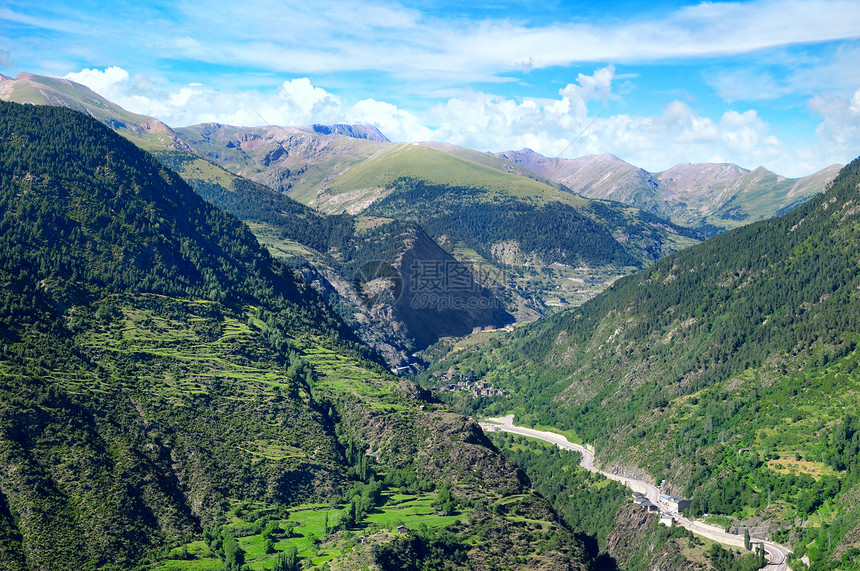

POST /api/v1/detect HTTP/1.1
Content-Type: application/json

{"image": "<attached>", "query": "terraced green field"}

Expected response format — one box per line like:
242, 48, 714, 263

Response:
152, 490, 473, 570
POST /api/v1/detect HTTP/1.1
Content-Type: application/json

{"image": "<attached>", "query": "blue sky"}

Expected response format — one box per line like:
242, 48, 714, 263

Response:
2, 0, 860, 176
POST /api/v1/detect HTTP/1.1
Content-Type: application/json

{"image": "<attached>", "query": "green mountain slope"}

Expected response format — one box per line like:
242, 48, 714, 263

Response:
161, 157, 513, 359
430, 159, 860, 569
174, 122, 391, 205
315, 142, 578, 213
0, 72, 189, 152
0, 74, 514, 363
174, 121, 701, 317
0, 101, 591, 570
309, 144, 700, 321
309, 140, 699, 269
700, 165, 843, 228
364, 177, 636, 267
2, 72, 702, 328
361, 177, 700, 306
292, 142, 701, 289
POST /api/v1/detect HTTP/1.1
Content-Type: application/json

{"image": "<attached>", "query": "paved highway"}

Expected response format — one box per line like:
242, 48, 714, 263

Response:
479, 415, 791, 570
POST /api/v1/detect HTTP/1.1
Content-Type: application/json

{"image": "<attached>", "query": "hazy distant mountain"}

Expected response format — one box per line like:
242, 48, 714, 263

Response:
310, 123, 390, 142
654, 162, 843, 231
174, 122, 392, 204
494, 150, 659, 205
496, 148, 841, 234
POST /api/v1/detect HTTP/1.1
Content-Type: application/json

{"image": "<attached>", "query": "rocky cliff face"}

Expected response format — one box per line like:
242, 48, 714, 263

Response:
604, 504, 706, 571
297, 222, 513, 365
311, 123, 390, 142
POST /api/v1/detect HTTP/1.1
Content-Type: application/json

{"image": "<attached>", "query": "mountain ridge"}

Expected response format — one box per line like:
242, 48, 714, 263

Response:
0, 72, 191, 152
1, 71, 834, 237
497, 147, 841, 234
0, 100, 595, 570
0, 73, 703, 329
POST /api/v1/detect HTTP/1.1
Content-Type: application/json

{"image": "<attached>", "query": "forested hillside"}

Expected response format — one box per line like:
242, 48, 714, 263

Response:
429, 158, 860, 569
0, 101, 592, 570
365, 177, 637, 268
153, 150, 513, 361
2, 74, 706, 334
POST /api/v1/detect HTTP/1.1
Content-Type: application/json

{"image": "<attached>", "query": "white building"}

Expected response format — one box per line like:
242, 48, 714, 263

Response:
660, 494, 691, 513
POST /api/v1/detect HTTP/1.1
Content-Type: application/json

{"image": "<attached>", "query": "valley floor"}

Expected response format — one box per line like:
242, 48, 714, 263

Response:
479, 415, 792, 570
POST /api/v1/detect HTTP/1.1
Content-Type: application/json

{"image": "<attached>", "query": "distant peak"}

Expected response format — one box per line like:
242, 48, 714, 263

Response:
495, 148, 540, 159
311, 123, 390, 142
597, 153, 630, 164
750, 166, 774, 175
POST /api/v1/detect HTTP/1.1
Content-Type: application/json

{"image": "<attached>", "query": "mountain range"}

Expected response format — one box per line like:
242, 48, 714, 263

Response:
0, 72, 704, 366
1, 73, 835, 242
0, 64, 858, 571
0, 100, 608, 571
496, 148, 841, 235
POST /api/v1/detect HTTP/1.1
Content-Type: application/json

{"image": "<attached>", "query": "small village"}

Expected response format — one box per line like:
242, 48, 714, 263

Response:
630, 488, 692, 529
430, 369, 510, 399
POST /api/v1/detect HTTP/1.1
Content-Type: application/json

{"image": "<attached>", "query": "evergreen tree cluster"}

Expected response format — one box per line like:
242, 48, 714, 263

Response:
365, 177, 638, 267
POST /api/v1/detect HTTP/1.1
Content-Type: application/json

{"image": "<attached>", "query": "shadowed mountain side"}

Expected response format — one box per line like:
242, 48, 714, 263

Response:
393, 226, 514, 348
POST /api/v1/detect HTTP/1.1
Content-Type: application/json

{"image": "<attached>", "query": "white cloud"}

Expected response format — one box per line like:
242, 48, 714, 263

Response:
719, 109, 776, 154
347, 98, 433, 142
807, 88, 860, 166
64, 65, 851, 177
34, 0, 860, 87
573, 103, 785, 172
705, 68, 792, 103
321, 1, 420, 30
65, 66, 130, 98
64, 68, 344, 127
277, 78, 343, 125
417, 70, 790, 173
705, 44, 860, 104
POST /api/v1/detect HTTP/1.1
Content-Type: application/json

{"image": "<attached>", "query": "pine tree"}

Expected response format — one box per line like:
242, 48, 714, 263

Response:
274, 546, 299, 571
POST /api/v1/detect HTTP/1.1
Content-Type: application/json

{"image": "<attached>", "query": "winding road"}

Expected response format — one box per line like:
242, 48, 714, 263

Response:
479, 415, 791, 570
